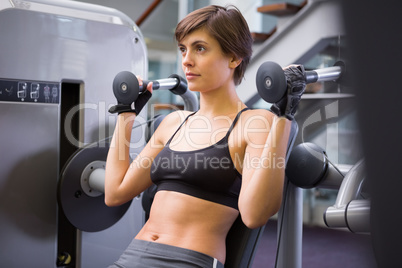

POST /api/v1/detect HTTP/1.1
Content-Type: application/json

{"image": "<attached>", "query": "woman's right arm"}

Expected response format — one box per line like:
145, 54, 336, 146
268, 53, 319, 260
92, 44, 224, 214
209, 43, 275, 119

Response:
104, 113, 149, 206
104, 108, 184, 207
105, 79, 162, 207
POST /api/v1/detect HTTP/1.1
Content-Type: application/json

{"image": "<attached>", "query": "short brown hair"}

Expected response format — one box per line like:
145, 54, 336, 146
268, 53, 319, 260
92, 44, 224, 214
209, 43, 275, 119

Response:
175, 5, 253, 86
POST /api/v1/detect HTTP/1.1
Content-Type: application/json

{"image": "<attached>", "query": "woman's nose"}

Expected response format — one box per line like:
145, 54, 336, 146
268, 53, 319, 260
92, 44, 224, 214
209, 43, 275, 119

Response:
182, 52, 194, 67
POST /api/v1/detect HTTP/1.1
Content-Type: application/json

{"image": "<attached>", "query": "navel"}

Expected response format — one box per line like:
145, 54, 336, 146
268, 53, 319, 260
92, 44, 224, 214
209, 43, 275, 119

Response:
150, 234, 160, 241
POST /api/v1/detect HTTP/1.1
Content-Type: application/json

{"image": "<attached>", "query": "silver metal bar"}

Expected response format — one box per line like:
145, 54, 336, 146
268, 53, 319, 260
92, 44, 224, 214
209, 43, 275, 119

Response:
314, 66, 343, 82
325, 206, 347, 228
88, 168, 105, 193
305, 66, 343, 83
154, 78, 179, 90
334, 159, 365, 208
346, 199, 370, 233
324, 160, 370, 233
180, 89, 198, 111
150, 77, 198, 111
318, 163, 345, 189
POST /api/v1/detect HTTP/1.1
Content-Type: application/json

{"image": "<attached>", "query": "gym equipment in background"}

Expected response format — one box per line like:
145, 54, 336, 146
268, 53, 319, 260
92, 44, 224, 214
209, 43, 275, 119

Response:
286, 143, 368, 233
58, 72, 198, 232
0, 0, 149, 266
254, 61, 365, 268
256, 61, 344, 103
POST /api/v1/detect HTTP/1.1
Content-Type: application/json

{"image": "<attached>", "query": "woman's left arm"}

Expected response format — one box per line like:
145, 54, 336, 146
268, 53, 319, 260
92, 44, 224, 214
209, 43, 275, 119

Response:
238, 113, 291, 229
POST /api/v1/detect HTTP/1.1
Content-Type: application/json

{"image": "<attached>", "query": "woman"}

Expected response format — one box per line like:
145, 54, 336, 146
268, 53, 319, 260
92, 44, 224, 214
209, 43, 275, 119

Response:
106, 5, 305, 268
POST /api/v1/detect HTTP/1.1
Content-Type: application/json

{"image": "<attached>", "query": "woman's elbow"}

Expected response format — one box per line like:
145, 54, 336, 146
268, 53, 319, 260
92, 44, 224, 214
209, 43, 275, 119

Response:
239, 208, 269, 229
104, 195, 118, 207
240, 203, 281, 229
241, 215, 267, 229
104, 190, 125, 207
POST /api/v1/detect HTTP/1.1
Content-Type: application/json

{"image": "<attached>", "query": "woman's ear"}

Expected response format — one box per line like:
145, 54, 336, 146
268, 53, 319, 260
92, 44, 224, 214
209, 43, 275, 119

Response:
229, 56, 242, 69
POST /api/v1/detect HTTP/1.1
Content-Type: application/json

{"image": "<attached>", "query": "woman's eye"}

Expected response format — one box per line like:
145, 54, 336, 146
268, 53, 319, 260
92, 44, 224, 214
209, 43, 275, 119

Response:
179, 47, 186, 54
197, 46, 206, 52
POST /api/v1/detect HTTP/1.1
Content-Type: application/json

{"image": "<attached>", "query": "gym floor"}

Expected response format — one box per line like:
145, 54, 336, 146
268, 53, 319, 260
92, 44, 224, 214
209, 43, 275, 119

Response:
252, 220, 377, 268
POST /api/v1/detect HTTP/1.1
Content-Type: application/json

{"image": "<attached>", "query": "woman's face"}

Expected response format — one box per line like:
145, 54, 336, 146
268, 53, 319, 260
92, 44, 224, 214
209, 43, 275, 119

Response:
178, 28, 238, 93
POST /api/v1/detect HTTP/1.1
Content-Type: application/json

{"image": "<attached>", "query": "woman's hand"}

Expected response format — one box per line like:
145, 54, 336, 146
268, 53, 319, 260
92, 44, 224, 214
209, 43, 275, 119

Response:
271, 64, 306, 120
134, 76, 153, 115
109, 75, 153, 115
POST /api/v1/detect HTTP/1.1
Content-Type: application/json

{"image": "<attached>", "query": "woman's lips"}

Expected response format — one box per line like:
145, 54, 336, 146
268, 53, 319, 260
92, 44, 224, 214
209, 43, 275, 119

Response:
185, 72, 200, 80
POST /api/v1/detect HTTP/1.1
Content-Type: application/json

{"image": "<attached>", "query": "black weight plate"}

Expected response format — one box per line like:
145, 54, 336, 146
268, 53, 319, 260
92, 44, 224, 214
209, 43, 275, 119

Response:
58, 142, 132, 232
112, 71, 139, 105
256, 61, 287, 103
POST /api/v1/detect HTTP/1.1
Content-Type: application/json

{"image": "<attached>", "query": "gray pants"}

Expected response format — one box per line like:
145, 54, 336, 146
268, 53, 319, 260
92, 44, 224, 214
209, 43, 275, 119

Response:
108, 239, 224, 268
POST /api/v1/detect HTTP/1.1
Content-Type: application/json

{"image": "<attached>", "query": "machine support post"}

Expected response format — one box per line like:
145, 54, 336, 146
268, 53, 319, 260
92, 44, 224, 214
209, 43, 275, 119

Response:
276, 181, 303, 268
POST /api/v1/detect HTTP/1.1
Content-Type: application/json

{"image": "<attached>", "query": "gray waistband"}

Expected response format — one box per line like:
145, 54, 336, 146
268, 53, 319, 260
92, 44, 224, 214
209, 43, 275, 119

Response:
110, 239, 224, 268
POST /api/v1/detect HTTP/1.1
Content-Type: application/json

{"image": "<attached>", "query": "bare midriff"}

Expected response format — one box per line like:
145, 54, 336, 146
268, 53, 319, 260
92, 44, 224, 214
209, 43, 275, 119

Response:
135, 190, 239, 264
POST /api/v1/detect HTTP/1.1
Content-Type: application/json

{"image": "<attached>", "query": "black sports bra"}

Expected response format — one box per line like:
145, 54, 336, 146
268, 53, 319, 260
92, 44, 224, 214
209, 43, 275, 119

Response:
150, 108, 249, 210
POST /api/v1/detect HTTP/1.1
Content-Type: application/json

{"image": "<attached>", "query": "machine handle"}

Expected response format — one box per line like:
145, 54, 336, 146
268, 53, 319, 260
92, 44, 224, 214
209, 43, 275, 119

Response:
256, 61, 345, 103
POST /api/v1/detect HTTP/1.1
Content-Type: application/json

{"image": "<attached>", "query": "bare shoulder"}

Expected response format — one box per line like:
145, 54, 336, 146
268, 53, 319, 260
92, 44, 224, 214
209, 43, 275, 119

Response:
152, 110, 194, 144
159, 110, 193, 127
241, 108, 275, 128
243, 108, 274, 117
240, 109, 276, 146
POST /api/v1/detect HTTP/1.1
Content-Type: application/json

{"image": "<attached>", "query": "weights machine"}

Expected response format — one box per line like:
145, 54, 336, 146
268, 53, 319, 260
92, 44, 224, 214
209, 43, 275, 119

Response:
0, 0, 152, 266
0, 1, 198, 266
56, 60, 365, 268
0, 0, 370, 267
253, 60, 370, 268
